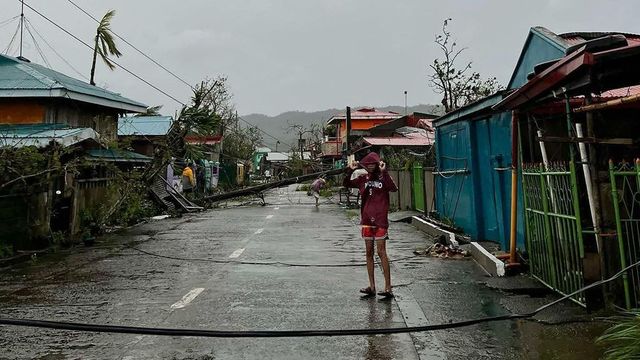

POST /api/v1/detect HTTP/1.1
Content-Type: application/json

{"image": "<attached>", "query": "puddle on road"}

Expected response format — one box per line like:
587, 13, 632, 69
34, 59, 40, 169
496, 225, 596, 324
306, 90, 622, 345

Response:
509, 320, 606, 359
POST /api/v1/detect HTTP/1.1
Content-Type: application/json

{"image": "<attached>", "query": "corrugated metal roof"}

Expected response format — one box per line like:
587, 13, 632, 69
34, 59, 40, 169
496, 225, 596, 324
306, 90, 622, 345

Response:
265, 151, 312, 161
598, 85, 640, 98
433, 91, 508, 127
266, 152, 289, 161
118, 116, 173, 136
559, 32, 640, 47
0, 54, 147, 112
255, 147, 272, 153
364, 129, 434, 147
363, 136, 433, 147
86, 149, 152, 163
0, 123, 98, 148
327, 107, 401, 125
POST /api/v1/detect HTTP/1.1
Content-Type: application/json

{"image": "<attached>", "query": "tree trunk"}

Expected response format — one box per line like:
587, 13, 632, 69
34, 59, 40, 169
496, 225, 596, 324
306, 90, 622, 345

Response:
89, 33, 99, 85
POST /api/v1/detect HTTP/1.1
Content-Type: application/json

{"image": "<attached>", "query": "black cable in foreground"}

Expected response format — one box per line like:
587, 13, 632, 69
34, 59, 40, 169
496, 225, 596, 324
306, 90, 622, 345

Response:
125, 244, 421, 268
1, 260, 638, 338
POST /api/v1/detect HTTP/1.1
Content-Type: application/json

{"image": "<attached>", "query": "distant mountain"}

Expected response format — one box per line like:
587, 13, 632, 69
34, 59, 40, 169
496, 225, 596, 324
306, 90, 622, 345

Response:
241, 104, 443, 149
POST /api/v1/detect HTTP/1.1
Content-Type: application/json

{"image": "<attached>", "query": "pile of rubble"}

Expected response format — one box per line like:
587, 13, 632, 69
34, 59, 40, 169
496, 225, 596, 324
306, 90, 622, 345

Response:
422, 243, 469, 260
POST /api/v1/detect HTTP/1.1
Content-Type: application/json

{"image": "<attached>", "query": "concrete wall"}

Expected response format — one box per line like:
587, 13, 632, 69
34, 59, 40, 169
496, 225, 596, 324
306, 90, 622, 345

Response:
387, 170, 422, 212
424, 169, 435, 213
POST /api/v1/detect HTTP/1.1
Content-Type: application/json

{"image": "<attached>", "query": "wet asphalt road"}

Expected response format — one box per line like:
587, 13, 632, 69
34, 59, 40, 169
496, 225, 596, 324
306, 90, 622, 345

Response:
0, 185, 606, 359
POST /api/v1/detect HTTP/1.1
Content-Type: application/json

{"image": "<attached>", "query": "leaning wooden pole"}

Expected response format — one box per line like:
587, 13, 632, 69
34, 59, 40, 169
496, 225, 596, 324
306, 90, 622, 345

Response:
203, 168, 344, 202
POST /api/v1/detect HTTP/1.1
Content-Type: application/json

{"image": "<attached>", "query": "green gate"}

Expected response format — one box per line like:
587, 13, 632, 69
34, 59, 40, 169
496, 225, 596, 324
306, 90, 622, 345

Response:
412, 163, 425, 212
609, 160, 640, 309
522, 162, 585, 306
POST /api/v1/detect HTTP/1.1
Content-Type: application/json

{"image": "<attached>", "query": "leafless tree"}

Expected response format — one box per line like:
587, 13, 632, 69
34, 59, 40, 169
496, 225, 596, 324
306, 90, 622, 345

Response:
428, 18, 502, 113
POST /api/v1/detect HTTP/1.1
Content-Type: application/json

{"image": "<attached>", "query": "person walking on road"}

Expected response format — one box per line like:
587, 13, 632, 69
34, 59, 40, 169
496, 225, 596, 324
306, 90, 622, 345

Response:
310, 176, 327, 206
343, 152, 397, 298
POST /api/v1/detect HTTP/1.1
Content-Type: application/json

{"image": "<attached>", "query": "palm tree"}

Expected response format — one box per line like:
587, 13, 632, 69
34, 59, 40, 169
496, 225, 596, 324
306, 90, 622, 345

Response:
89, 10, 122, 86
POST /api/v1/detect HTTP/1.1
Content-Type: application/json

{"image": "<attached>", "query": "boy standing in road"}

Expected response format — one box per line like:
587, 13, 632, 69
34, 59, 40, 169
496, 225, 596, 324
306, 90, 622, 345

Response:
343, 152, 397, 298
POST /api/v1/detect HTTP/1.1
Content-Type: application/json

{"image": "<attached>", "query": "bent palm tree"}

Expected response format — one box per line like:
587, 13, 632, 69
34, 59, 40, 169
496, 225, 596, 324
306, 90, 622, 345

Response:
89, 10, 122, 85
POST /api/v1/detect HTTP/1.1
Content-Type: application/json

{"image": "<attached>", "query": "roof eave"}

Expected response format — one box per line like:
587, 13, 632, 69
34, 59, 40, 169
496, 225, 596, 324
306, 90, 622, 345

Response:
495, 49, 595, 111
65, 90, 147, 113
433, 92, 506, 127
0, 88, 147, 113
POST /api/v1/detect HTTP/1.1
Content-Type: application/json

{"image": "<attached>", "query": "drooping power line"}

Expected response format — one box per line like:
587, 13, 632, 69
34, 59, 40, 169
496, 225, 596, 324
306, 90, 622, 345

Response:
65, 0, 194, 90
24, 20, 52, 68
25, 17, 89, 81
20, 0, 186, 106
3, 20, 21, 55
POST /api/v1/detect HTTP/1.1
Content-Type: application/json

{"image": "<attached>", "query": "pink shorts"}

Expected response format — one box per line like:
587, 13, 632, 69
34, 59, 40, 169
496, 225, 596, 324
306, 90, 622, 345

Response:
361, 226, 388, 240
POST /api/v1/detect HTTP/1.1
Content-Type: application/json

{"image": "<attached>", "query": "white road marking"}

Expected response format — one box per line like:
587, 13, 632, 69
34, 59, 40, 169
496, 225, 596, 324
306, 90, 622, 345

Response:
170, 288, 205, 310
254, 228, 264, 234
229, 248, 245, 258
266, 215, 274, 219
274, 207, 280, 210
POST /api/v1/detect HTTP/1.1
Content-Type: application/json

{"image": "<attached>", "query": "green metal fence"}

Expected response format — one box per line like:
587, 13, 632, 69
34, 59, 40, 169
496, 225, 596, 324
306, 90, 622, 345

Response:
412, 163, 425, 212
609, 160, 640, 309
522, 161, 586, 306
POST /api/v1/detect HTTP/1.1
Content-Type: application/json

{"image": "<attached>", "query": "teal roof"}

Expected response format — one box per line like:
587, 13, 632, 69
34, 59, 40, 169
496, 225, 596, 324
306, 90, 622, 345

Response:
0, 54, 147, 112
433, 91, 508, 127
0, 123, 98, 148
86, 148, 152, 163
118, 116, 173, 136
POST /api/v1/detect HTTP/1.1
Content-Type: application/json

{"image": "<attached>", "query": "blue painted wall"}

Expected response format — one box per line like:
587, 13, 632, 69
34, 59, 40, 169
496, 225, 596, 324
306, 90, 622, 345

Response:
434, 28, 568, 250
435, 113, 525, 250
434, 121, 479, 239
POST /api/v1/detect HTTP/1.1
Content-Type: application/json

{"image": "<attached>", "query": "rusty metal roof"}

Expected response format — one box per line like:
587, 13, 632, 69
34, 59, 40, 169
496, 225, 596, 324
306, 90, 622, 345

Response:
559, 32, 640, 47
598, 85, 640, 98
363, 129, 434, 147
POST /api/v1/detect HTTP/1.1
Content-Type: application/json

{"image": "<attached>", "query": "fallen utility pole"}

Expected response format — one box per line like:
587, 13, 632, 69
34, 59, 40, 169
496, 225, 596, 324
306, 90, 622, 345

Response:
203, 168, 344, 202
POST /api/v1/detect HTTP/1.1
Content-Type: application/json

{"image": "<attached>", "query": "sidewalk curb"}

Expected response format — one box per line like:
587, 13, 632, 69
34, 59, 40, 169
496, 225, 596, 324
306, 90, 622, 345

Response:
410, 216, 505, 277
468, 242, 505, 277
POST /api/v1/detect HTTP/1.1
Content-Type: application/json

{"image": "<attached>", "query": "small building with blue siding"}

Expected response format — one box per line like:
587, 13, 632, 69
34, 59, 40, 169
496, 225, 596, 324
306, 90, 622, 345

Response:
433, 27, 595, 250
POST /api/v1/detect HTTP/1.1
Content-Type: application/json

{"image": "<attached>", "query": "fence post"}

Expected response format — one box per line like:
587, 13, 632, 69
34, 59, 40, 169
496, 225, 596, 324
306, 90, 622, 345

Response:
609, 160, 632, 309
569, 160, 585, 259
397, 170, 401, 210
521, 166, 534, 277
539, 163, 558, 288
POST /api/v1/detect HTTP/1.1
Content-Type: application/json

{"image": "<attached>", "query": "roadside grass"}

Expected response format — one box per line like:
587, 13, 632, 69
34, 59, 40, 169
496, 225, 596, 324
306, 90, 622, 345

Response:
597, 309, 640, 359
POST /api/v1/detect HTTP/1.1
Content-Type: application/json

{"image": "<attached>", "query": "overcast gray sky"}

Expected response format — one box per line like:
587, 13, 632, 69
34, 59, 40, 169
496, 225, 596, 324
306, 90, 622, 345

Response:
2, 0, 639, 116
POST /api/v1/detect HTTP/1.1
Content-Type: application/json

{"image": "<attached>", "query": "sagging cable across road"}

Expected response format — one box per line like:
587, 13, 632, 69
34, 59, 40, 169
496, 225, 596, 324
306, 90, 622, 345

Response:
2, 260, 638, 338
125, 244, 421, 268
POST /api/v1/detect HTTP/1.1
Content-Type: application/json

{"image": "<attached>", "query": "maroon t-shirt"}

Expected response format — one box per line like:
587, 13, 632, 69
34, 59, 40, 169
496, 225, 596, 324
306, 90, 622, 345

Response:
343, 168, 398, 228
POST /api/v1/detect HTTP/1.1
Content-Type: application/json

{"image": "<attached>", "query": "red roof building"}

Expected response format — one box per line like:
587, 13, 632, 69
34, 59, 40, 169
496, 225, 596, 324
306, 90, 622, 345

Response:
322, 107, 401, 157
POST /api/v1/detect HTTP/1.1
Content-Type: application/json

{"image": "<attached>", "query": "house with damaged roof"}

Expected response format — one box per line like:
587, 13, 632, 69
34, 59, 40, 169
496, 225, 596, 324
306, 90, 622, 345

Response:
433, 27, 640, 308
0, 54, 150, 254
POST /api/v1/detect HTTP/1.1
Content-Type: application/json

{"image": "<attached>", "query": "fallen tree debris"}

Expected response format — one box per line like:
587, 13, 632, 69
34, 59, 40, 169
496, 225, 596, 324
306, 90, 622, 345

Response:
203, 168, 344, 203
425, 243, 469, 259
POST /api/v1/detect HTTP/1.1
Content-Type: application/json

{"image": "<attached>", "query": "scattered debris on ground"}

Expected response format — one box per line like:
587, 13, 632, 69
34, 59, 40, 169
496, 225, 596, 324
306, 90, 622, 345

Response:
415, 243, 470, 259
